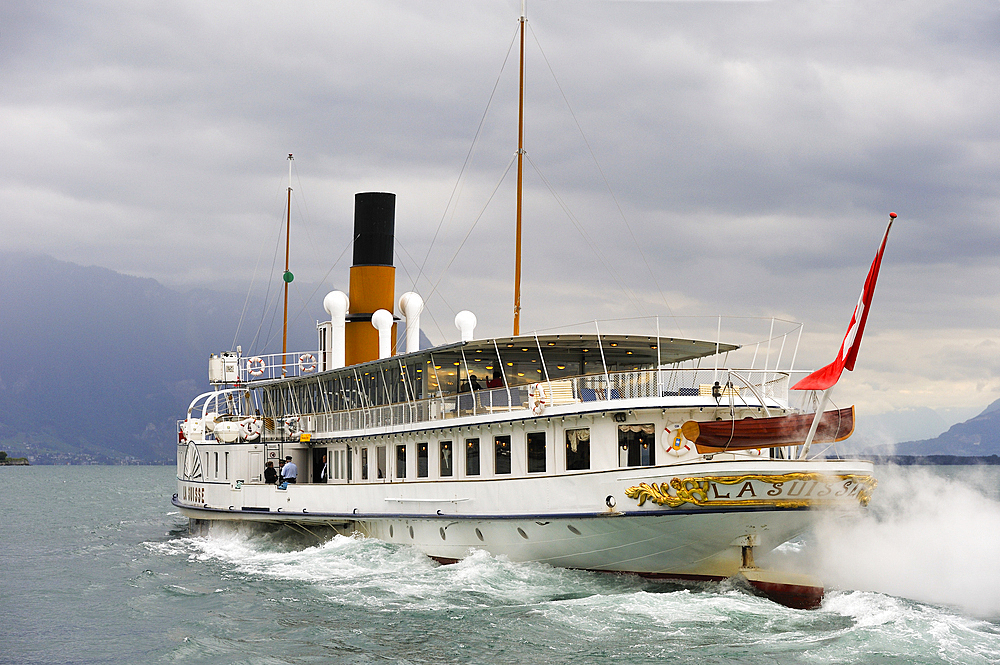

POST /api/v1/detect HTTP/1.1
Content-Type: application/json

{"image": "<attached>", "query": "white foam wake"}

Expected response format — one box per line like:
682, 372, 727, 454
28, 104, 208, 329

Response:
814, 465, 1000, 618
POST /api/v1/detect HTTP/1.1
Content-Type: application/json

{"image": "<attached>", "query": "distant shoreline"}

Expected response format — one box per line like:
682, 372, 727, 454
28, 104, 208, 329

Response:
844, 454, 1000, 466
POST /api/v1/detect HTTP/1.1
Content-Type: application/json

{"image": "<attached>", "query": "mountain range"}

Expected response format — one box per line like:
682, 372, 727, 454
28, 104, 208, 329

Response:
863, 398, 1000, 457
0, 252, 327, 463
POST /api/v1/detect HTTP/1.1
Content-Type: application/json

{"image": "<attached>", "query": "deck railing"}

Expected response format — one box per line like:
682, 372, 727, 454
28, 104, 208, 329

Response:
299, 368, 788, 437
239, 352, 321, 382
186, 367, 788, 442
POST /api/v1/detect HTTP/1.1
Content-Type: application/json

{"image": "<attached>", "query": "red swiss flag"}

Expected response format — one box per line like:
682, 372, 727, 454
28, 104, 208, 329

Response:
792, 214, 896, 391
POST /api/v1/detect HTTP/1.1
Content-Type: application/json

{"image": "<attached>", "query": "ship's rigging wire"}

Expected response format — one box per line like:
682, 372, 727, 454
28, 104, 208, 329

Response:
413, 23, 521, 294
524, 154, 650, 318
425, 153, 518, 307
235, 159, 360, 356
527, 22, 679, 332
231, 221, 272, 354
240, 191, 288, 356
290, 162, 327, 288
232, 171, 297, 353
239, 17, 683, 353
256, 234, 357, 353
414, 17, 680, 339
287, 236, 357, 325
394, 241, 453, 346
255, 237, 286, 356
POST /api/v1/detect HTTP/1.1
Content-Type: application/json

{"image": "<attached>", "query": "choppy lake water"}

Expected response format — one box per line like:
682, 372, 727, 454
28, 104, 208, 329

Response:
3, 464, 1000, 664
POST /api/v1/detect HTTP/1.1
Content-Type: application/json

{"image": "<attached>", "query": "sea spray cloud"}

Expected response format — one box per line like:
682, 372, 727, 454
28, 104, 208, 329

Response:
813, 466, 1000, 617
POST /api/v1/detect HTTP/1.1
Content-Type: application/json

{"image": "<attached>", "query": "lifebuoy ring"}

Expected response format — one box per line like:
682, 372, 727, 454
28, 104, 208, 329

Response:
241, 417, 261, 442
298, 353, 317, 373
247, 356, 266, 377
665, 427, 691, 456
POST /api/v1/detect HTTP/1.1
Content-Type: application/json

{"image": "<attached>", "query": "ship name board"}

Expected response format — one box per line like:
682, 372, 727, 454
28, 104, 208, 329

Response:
625, 472, 877, 509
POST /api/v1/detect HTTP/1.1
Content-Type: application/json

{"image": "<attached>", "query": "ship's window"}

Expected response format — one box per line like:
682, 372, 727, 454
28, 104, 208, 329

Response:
417, 442, 428, 478
618, 424, 656, 467
346, 446, 352, 481
466, 438, 480, 476
318, 328, 327, 371
440, 441, 453, 477
214, 452, 219, 478
527, 432, 546, 473
566, 428, 591, 470
377, 446, 387, 479
335, 449, 348, 481
494, 435, 511, 475
361, 447, 369, 480
396, 444, 407, 479
225, 452, 229, 479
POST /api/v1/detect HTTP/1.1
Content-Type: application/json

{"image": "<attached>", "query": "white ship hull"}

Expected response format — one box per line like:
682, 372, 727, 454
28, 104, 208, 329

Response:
175, 443, 872, 584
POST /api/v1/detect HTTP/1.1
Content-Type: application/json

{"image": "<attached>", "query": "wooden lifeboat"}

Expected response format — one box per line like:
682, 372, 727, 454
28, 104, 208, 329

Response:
681, 406, 855, 454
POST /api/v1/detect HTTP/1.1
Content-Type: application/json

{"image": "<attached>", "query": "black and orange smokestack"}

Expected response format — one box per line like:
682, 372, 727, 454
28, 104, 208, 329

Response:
345, 192, 396, 366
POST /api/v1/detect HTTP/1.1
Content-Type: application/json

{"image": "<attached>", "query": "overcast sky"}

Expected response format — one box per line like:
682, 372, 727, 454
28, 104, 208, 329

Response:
4, 0, 1000, 419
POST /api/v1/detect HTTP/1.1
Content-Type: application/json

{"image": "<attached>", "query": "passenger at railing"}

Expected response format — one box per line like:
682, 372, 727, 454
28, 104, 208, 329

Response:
281, 456, 298, 484
470, 375, 482, 391
264, 461, 278, 485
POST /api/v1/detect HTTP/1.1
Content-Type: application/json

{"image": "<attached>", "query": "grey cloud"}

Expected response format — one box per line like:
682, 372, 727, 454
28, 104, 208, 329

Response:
2, 0, 999, 415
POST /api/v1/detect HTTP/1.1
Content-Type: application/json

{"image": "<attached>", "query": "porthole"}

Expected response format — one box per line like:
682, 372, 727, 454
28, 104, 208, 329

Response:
409, 526, 414, 539
475, 528, 484, 541
517, 527, 528, 540
389, 525, 394, 538
567, 525, 582, 535
440, 527, 447, 540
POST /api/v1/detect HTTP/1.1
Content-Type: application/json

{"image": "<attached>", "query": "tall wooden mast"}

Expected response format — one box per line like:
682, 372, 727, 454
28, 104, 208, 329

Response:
281, 153, 294, 374
513, 3, 526, 336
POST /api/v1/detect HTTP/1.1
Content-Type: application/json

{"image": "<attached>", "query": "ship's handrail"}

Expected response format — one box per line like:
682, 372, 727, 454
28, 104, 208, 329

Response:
292, 368, 789, 436
239, 352, 320, 382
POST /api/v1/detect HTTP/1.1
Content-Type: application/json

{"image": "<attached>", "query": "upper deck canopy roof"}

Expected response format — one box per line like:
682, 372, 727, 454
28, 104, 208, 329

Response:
254, 334, 739, 388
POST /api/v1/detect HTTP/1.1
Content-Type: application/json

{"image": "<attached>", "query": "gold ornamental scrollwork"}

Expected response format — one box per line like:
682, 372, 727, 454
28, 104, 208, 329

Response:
624, 473, 877, 509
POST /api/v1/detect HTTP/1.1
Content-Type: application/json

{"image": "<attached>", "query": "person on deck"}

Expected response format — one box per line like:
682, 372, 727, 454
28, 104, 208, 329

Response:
486, 370, 504, 388
281, 456, 298, 484
264, 461, 278, 484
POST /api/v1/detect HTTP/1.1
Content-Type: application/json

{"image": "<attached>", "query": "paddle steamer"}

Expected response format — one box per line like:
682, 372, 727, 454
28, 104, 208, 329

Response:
173, 9, 886, 609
